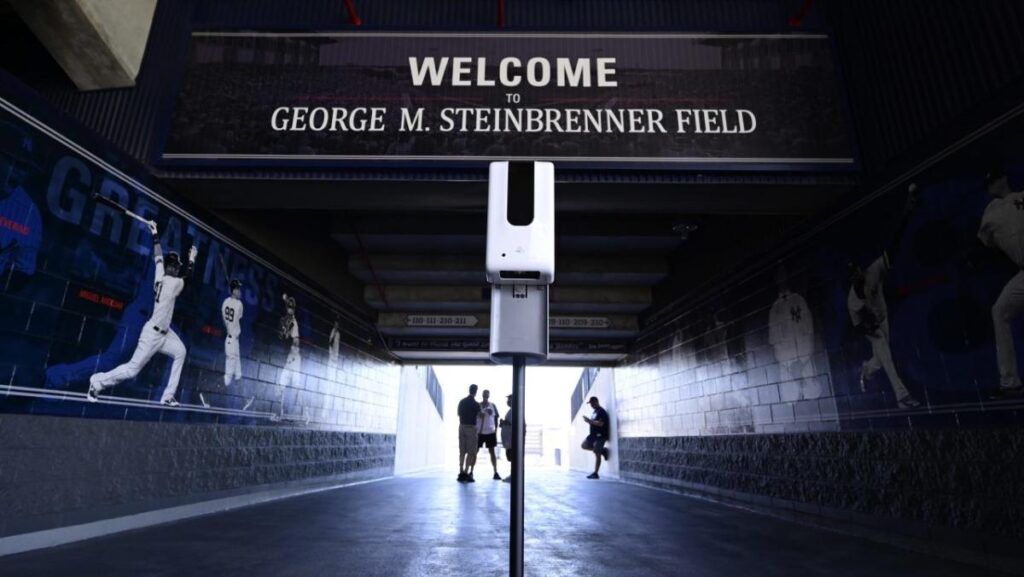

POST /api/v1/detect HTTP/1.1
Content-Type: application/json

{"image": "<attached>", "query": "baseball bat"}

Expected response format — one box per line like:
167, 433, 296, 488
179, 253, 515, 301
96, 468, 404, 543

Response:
218, 252, 230, 282
92, 194, 150, 226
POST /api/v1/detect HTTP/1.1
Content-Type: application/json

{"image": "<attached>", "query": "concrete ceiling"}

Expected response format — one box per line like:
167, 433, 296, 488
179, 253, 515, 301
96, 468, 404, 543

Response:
173, 176, 846, 365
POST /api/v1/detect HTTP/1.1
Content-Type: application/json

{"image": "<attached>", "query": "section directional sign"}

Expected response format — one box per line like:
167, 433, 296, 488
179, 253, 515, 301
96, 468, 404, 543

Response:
549, 316, 611, 329
405, 314, 480, 327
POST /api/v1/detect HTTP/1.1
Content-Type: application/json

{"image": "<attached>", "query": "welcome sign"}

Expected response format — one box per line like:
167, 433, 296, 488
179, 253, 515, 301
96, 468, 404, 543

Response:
161, 32, 855, 168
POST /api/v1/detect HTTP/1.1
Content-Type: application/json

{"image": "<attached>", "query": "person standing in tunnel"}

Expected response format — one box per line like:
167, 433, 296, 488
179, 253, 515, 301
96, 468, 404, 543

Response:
499, 394, 523, 483
976, 162, 1024, 398
499, 397, 516, 483
457, 384, 481, 483
581, 396, 610, 479
476, 389, 501, 481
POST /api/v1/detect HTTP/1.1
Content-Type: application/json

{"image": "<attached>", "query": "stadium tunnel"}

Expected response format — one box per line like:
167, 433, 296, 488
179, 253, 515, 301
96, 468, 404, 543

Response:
0, 1, 1022, 575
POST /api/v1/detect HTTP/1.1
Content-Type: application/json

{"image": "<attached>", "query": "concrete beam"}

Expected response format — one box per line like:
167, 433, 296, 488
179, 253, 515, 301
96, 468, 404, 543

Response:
385, 337, 628, 365
349, 255, 668, 286
10, 0, 157, 90
363, 285, 652, 314
377, 312, 639, 339
177, 178, 855, 215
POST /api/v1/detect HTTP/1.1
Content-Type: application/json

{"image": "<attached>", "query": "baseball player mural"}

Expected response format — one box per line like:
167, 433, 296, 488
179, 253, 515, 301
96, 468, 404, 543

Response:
976, 162, 1024, 398
769, 266, 815, 381
328, 314, 341, 380
846, 186, 921, 409
277, 292, 301, 415
222, 279, 244, 386
0, 123, 42, 283
87, 220, 198, 406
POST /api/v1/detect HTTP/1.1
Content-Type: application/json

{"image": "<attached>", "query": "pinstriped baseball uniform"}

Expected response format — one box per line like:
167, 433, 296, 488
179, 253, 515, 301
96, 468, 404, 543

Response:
979, 191, 1024, 390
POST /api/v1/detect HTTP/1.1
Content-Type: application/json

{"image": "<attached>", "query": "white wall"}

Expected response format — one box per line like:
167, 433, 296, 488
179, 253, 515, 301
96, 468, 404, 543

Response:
393, 366, 446, 475
569, 369, 618, 478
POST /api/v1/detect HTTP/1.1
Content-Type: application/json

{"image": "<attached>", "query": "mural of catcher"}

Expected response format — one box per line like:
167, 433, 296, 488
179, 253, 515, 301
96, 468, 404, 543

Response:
276, 292, 301, 419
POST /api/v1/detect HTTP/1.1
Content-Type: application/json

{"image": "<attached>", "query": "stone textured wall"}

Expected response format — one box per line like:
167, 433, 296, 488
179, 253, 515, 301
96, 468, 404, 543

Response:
619, 431, 1024, 541
0, 413, 396, 538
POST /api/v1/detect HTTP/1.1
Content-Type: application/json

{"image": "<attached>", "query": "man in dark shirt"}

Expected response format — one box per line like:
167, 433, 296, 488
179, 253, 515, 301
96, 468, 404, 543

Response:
499, 393, 525, 483
581, 396, 611, 479
457, 384, 481, 482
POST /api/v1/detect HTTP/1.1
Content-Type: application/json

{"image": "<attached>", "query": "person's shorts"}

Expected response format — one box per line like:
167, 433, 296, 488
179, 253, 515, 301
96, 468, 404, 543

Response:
581, 434, 606, 454
478, 433, 497, 449
459, 425, 479, 455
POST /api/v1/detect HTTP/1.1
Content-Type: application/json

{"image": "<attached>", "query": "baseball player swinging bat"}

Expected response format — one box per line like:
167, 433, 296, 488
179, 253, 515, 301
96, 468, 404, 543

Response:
92, 193, 151, 226
87, 218, 198, 407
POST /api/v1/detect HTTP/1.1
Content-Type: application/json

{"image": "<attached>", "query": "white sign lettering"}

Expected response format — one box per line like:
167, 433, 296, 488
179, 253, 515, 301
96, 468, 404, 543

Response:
550, 317, 611, 329
407, 56, 618, 88
405, 314, 480, 327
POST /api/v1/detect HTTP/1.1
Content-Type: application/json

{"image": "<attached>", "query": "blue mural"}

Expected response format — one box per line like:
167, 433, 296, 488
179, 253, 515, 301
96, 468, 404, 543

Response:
634, 125, 1024, 432
0, 92, 379, 428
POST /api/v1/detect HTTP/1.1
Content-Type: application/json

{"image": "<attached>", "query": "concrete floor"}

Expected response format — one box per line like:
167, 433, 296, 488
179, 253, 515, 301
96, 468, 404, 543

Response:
0, 470, 1007, 577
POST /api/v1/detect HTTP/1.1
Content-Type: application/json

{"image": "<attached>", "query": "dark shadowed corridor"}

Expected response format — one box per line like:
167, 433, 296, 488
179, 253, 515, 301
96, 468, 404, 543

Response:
0, 470, 1005, 577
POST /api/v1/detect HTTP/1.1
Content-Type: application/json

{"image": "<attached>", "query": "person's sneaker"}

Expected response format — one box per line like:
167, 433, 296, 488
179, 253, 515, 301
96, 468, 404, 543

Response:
586, 473, 600, 479
467, 474, 475, 483
493, 472, 502, 480
161, 398, 180, 407
457, 472, 467, 483
86, 376, 101, 403
897, 395, 921, 409
602, 448, 611, 461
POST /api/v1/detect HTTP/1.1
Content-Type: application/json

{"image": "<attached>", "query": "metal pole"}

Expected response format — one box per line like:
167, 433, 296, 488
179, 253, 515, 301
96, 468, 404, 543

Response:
510, 355, 526, 577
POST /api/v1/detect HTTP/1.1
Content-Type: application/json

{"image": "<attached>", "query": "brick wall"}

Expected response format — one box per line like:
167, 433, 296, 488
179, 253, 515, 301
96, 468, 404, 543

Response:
618, 432, 1024, 541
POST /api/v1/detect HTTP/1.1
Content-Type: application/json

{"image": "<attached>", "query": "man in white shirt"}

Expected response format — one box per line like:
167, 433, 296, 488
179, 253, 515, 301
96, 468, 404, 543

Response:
476, 389, 501, 480
977, 164, 1024, 397
88, 220, 197, 407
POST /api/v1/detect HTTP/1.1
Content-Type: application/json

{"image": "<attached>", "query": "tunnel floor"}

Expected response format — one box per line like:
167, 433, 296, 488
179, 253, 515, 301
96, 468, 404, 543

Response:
1, 469, 1005, 577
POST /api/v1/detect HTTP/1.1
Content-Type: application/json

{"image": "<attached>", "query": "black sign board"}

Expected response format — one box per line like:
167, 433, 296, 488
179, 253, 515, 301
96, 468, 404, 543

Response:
162, 32, 855, 169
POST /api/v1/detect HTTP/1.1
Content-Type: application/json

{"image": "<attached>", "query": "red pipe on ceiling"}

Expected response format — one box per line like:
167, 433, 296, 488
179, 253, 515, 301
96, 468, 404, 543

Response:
343, 0, 362, 26
498, 0, 506, 27
787, 0, 815, 27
